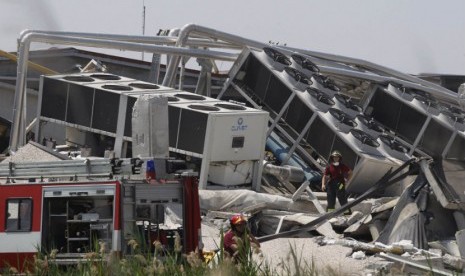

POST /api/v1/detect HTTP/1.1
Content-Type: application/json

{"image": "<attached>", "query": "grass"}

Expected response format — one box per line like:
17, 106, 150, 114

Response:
0, 230, 329, 276
0, 237, 361, 276
2, 234, 459, 275
0, 231, 263, 275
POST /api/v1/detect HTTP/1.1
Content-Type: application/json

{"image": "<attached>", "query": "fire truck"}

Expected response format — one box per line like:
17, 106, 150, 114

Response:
0, 157, 201, 269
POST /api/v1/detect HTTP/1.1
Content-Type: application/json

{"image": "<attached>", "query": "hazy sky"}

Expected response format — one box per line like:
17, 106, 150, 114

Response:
1, 0, 464, 75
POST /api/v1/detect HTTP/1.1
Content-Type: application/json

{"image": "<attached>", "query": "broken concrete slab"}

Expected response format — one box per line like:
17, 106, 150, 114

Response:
260, 210, 339, 238
455, 229, 465, 258
380, 252, 453, 276
428, 240, 460, 257
368, 219, 386, 241
371, 197, 399, 213
199, 189, 319, 214
344, 214, 372, 237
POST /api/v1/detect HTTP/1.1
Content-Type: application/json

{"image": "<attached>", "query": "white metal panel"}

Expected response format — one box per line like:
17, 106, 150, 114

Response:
0, 232, 41, 253
347, 154, 400, 195
208, 161, 254, 185
208, 112, 269, 161
132, 95, 169, 158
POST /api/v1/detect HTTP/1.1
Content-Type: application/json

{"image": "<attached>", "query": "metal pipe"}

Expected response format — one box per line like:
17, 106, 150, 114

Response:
18, 29, 241, 50
262, 161, 305, 183
266, 131, 322, 183
10, 32, 239, 152
22, 34, 239, 59
162, 23, 266, 87
12, 38, 31, 149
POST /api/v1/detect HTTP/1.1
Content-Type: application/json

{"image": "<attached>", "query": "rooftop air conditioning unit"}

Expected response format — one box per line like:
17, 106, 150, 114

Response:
303, 87, 335, 112
365, 85, 430, 145
333, 93, 362, 118
354, 114, 385, 139
260, 47, 292, 72
167, 101, 268, 187
320, 108, 357, 133
290, 53, 320, 75
305, 114, 398, 195
437, 105, 465, 132
377, 133, 411, 162
281, 67, 313, 91
386, 83, 415, 101
310, 74, 341, 96
444, 130, 465, 160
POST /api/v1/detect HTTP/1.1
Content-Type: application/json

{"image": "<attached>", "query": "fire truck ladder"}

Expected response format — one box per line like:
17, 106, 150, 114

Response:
0, 158, 143, 181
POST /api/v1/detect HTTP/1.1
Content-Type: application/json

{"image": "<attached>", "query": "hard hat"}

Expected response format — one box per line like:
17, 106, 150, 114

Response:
331, 150, 342, 157
230, 214, 247, 225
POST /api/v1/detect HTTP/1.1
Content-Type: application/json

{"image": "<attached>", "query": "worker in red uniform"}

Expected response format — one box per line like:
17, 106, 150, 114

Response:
223, 214, 260, 263
321, 150, 352, 213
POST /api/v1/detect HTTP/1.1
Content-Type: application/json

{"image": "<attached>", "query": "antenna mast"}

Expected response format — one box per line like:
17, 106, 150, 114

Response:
141, 0, 146, 60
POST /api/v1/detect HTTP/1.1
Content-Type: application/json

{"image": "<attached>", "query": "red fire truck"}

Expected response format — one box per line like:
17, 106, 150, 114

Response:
0, 158, 201, 269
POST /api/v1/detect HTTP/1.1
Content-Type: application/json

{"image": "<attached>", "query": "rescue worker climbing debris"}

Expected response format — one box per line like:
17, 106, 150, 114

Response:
321, 150, 353, 214
223, 214, 260, 263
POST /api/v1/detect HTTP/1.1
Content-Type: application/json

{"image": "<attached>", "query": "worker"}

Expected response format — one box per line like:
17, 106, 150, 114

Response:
223, 214, 260, 263
321, 150, 352, 214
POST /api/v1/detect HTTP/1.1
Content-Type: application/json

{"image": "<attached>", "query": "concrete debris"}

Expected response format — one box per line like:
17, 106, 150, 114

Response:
380, 252, 456, 276
199, 189, 317, 213
428, 240, 461, 257
455, 229, 465, 258
351, 250, 366, 259
346, 210, 365, 225
343, 214, 372, 236
259, 210, 339, 238
316, 236, 464, 274
2, 141, 67, 163
442, 253, 465, 272
368, 219, 386, 240
317, 237, 411, 255
199, 159, 465, 273
371, 197, 399, 213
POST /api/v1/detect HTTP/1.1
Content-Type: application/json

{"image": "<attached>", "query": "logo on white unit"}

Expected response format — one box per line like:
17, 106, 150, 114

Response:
231, 117, 248, 131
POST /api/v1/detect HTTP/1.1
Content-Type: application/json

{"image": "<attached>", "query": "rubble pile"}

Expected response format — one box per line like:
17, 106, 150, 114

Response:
200, 159, 465, 274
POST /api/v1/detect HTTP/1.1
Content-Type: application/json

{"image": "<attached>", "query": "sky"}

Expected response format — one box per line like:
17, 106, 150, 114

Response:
1, 0, 464, 75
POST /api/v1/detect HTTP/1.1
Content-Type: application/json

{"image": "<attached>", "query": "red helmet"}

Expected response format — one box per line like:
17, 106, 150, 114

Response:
230, 214, 247, 225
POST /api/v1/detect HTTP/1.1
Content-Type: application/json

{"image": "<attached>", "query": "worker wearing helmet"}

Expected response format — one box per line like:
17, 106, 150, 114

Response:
223, 214, 260, 262
321, 150, 352, 213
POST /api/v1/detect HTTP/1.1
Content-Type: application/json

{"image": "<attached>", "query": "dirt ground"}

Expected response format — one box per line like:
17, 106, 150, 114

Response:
201, 223, 389, 275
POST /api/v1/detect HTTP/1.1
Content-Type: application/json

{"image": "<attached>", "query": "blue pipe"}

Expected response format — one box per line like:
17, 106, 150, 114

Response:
266, 131, 321, 184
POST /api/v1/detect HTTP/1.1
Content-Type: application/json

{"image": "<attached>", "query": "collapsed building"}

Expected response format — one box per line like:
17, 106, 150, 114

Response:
1, 24, 465, 273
